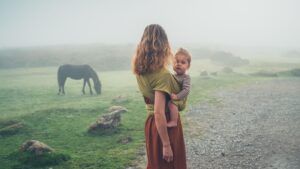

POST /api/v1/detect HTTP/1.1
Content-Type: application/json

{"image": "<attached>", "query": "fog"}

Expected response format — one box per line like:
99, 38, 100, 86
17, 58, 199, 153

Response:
0, 0, 299, 49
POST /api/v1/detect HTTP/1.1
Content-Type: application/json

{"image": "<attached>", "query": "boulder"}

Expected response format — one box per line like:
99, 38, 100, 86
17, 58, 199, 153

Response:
88, 111, 121, 133
108, 106, 128, 113
20, 140, 54, 155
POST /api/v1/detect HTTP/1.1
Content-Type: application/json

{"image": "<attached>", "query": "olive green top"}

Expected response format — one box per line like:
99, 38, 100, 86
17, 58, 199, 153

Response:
136, 68, 186, 115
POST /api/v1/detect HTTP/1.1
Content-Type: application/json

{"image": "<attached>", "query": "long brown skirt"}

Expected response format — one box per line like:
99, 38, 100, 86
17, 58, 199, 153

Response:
145, 112, 187, 169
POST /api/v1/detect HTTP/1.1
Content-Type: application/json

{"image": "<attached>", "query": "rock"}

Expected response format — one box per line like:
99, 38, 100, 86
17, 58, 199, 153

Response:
88, 111, 121, 133
20, 140, 54, 155
118, 136, 133, 144
108, 106, 128, 113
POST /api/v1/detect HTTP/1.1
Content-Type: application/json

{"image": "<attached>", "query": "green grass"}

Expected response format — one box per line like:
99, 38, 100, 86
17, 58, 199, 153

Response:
0, 61, 298, 168
0, 67, 146, 169
8, 151, 71, 168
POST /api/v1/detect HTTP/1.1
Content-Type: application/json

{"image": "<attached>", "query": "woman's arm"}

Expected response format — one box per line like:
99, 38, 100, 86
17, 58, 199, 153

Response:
154, 90, 173, 162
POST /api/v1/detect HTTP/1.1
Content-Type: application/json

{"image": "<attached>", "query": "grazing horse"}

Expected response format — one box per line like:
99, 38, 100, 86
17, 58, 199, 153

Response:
57, 64, 101, 95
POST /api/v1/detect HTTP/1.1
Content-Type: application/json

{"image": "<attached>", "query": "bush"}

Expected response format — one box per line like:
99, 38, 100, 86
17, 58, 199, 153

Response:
250, 71, 277, 77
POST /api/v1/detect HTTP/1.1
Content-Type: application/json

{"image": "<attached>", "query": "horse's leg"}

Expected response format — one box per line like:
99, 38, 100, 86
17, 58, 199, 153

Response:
58, 77, 62, 95
58, 85, 61, 95
62, 77, 67, 95
58, 80, 64, 95
82, 79, 86, 94
87, 79, 93, 95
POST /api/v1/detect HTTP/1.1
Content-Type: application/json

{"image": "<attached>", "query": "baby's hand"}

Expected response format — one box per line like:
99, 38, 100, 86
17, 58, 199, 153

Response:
171, 93, 178, 100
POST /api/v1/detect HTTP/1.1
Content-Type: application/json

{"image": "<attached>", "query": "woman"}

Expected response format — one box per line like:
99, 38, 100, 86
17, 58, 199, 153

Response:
132, 24, 187, 169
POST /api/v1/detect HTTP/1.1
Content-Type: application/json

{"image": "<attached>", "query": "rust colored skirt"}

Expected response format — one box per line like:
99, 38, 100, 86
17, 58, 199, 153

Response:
145, 111, 187, 169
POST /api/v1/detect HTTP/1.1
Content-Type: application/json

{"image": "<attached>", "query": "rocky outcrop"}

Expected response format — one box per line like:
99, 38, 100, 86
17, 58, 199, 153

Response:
108, 106, 128, 113
20, 140, 54, 155
88, 110, 121, 133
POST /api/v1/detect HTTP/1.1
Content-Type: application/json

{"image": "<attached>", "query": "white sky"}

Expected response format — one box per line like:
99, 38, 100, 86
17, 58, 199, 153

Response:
0, 0, 299, 48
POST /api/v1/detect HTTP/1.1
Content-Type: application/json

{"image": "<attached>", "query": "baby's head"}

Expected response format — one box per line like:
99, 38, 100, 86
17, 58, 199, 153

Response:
173, 48, 191, 75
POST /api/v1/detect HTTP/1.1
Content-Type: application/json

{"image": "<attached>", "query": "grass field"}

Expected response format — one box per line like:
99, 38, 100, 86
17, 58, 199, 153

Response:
0, 67, 147, 169
0, 60, 299, 169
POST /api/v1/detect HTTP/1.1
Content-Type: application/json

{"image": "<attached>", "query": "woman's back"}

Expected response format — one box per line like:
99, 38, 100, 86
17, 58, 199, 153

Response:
132, 24, 187, 169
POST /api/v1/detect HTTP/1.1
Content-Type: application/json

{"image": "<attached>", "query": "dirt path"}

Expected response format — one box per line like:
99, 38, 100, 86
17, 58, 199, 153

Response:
185, 78, 300, 169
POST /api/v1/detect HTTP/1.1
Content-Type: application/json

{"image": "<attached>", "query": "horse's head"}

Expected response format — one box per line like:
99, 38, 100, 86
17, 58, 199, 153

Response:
90, 68, 101, 95
94, 81, 101, 95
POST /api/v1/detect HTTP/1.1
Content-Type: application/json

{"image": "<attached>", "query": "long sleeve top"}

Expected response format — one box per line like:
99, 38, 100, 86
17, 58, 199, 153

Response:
174, 74, 191, 100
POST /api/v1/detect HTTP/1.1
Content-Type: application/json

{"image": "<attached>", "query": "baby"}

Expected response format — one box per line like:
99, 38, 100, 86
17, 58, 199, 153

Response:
167, 48, 191, 127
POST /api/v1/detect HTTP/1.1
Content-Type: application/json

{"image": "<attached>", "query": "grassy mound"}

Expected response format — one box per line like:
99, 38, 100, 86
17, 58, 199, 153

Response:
8, 151, 70, 169
0, 120, 24, 137
0, 120, 20, 128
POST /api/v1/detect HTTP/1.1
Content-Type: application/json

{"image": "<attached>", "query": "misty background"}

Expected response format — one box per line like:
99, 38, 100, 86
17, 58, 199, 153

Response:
0, 0, 300, 70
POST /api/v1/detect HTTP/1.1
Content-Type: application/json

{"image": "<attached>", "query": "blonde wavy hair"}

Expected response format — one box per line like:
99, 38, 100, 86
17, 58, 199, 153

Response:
132, 24, 172, 75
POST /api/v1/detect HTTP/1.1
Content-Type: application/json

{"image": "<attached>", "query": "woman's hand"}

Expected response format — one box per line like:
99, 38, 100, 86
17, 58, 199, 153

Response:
163, 144, 173, 162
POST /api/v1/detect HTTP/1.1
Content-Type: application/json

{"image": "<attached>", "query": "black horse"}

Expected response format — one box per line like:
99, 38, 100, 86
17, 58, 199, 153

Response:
57, 64, 101, 95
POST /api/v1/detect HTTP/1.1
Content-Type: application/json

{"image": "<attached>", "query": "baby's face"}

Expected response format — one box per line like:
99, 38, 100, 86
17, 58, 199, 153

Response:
173, 54, 190, 75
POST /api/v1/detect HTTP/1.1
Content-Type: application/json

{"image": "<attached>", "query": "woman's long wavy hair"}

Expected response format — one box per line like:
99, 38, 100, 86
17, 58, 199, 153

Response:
132, 24, 172, 75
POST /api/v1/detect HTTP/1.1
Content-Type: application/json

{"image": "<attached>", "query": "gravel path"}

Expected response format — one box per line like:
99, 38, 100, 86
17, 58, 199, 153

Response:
185, 78, 300, 169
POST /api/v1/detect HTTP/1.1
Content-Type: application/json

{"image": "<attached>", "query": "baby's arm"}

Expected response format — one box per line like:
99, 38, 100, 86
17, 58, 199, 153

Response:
174, 75, 191, 100
170, 93, 178, 100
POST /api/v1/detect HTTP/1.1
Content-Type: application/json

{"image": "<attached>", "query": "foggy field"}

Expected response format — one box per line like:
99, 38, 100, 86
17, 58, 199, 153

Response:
1, 1, 300, 168
0, 56, 299, 168
0, 68, 147, 168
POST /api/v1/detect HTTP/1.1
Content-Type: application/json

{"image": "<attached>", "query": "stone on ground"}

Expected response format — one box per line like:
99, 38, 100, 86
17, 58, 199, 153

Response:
20, 140, 54, 155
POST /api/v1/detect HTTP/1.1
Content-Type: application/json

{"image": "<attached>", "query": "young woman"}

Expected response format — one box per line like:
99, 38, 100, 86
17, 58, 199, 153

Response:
132, 24, 187, 169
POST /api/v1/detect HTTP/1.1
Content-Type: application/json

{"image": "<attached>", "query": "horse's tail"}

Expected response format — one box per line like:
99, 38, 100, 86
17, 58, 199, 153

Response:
89, 67, 101, 94
57, 65, 67, 86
